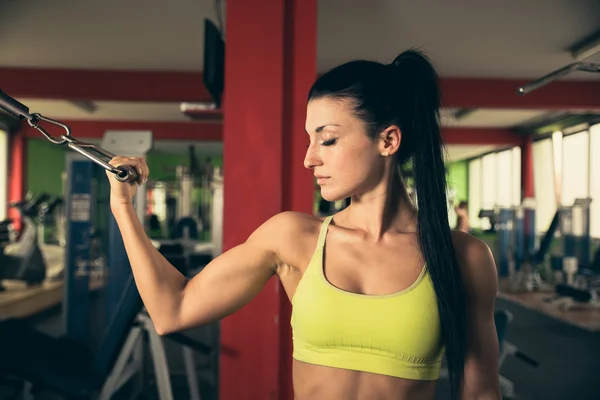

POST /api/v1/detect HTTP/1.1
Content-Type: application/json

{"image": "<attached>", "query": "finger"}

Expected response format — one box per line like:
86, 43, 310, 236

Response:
126, 157, 146, 185
128, 157, 149, 185
140, 158, 150, 184
133, 157, 149, 185
125, 157, 143, 183
107, 157, 128, 180
109, 156, 143, 184
108, 156, 127, 168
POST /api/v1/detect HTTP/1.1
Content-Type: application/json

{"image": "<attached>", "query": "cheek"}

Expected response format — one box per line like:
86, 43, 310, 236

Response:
330, 147, 381, 184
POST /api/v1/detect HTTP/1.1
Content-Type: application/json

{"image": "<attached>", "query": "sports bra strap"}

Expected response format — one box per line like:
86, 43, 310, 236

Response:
317, 216, 333, 248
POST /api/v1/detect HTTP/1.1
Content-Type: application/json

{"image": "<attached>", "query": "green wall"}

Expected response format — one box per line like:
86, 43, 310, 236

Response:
26, 139, 223, 196
26, 139, 68, 196
447, 160, 468, 205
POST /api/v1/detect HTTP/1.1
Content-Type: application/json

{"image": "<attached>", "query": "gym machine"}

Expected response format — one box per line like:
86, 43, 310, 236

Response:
0, 274, 215, 400
494, 198, 559, 293
560, 198, 593, 279
61, 130, 153, 345
495, 198, 537, 279
0, 90, 219, 399
0, 194, 49, 291
0, 89, 140, 183
544, 198, 599, 311
150, 147, 223, 272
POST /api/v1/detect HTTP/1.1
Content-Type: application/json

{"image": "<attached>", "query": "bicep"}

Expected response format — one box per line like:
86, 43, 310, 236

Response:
177, 239, 278, 330
173, 212, 301, 332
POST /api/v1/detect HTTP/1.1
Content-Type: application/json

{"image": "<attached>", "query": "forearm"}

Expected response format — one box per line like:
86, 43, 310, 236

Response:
111, 203, 188, 333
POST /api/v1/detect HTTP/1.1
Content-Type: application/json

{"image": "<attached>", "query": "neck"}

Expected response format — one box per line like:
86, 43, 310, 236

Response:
345, 168, 417, 242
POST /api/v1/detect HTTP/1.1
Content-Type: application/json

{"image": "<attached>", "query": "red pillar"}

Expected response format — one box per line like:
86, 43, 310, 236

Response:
7, 129, 26, 231
521, 134, 534, 199
220, 1, 317, 400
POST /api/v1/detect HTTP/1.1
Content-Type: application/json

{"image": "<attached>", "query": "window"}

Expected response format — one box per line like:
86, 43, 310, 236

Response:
590, 124, 600, 238
494, 147, 521, 208
511, 147, 522, 206
0, 129, 7, 220
533, 138, 556, 233
562, 131, 589, 206
481, 153, 497, 210
467, 147, 522, 230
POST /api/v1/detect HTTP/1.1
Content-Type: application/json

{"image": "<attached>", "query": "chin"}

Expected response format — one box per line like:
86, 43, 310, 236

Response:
320, 188, 350, 203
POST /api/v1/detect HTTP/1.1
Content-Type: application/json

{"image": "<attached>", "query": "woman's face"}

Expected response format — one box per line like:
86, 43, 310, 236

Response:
304, 97, 392, 202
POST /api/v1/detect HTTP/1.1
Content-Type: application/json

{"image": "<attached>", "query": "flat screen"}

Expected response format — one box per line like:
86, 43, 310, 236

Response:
203, 19, 225, 108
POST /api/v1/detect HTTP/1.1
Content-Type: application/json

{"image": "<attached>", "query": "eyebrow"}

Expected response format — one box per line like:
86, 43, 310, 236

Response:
306, 124, 341, 134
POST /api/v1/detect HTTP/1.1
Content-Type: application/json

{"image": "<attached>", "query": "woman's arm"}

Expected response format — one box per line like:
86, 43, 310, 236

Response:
452, 232, 502, 400
107, 156, 298, 335
113, 204, 294, 335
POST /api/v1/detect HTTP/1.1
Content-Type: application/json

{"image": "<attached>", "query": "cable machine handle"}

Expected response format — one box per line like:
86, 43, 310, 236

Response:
0, 88, 140, 184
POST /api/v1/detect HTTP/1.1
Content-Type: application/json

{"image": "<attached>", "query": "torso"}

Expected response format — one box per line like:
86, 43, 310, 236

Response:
275, 212, 443, 400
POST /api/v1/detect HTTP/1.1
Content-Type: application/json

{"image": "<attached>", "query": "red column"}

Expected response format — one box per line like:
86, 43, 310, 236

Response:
279, 2, 318, 399
220, 1, 317, 400
7, 129, 26, 231
521, 134, 534, 199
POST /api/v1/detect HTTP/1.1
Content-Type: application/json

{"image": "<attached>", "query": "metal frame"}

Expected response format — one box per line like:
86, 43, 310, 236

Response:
100, 312, 201, 400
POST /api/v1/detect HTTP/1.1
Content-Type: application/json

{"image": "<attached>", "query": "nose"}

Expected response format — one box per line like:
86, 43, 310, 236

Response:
303, 143, 323, 170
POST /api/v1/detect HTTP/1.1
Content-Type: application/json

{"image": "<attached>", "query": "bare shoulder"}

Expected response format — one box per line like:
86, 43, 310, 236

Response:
249, 211, 320, 240
450, 231, 498, 300
248, 211, 323, 265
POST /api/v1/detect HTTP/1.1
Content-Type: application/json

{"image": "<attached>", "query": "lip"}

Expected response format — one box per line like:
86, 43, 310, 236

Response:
315, 176, 330, 185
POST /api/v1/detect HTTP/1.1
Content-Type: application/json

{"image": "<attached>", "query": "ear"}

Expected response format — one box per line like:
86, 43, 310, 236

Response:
377, 125, 401, 156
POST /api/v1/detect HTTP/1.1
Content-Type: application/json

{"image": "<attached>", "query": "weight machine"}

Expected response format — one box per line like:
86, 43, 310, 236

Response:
0, 89, 219, 399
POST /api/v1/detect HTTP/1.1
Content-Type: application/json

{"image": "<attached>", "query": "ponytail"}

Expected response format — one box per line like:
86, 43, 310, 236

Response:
308, 49, 468, 400
391, 50, 467, 400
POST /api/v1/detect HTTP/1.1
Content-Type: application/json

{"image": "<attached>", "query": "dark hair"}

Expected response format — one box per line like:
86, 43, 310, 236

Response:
308, 49, 467, 399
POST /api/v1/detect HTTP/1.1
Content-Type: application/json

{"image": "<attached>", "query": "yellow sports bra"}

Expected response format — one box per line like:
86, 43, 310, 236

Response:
291, 216, 444, 380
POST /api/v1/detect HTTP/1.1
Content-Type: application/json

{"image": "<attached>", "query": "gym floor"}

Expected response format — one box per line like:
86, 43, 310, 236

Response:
1, 296, 599, 400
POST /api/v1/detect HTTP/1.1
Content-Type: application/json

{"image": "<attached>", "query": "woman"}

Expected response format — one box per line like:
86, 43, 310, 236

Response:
107, 50, 501, 400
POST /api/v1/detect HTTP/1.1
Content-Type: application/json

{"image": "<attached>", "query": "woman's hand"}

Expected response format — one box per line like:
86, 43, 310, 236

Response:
106, 156, 149, 208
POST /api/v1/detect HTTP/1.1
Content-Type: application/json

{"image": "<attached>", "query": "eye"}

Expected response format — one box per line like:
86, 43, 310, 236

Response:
321, 138, 337, 146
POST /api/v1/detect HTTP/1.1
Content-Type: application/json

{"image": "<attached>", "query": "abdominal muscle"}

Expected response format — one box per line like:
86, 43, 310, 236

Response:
292, 359, 437, 400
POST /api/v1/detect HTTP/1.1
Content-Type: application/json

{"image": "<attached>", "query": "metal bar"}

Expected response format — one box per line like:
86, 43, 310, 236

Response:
518, 62, 600, 94
0, 89, 139, 183
99, 326, 144, 400
166, 332, 213, 355
67, 142, 119, 173
142, 314, 175, 400
0, 88, 34, 120
66, 140, 138, 182
518, 64, 581, 94
183, 347, 202, 400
